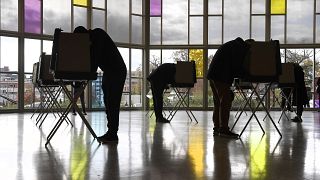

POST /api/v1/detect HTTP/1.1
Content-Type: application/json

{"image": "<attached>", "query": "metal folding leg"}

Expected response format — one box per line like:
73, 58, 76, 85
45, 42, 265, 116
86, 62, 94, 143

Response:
45, 81, 99, 146
232, 82, 282, 137
166, 87, 198, 123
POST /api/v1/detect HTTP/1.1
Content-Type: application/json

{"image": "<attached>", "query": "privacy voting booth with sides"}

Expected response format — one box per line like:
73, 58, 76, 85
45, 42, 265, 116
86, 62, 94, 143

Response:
44, 30, 99, 145
231, 40, 283, 137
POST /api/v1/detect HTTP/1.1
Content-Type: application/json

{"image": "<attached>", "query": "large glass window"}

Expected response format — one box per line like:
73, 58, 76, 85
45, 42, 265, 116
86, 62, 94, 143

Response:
24, 0, 41, 34
162, 0, 188, 44
107, 0, 130, 43
0, 0, 18, 31
0, 37, 18, 110
24, 39, 41, 73
0, 37, 18, 72
43, 1, 71, 34
287, 0, 313, 44
224, 0, 250, 42
74, 6, 87, 29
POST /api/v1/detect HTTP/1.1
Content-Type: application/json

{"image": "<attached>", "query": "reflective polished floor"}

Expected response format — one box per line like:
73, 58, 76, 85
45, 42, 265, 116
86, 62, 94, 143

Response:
0, 110, 320, 180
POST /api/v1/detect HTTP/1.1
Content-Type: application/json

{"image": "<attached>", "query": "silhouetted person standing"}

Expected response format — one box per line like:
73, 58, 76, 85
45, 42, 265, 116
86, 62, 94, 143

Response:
74, 26, 127, 143
291, 64, 308, 122
72, 81, 87, 115
147, 63, 176, 123
316, 77, 320, 110
207, 37, 251, 138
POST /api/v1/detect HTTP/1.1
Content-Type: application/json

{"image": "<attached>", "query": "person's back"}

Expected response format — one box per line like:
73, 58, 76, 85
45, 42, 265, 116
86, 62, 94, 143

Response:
89, 28, 126, 74
147, 63, 176, 86
207, 37, 249, 85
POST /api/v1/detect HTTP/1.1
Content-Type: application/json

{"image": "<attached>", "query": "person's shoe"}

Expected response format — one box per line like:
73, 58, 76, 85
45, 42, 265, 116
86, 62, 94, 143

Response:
97, 132, 119, 144
219, 128, 239, 139
83, 112, 87, 115
156, 117, 170, 123
213, 127, 220, 136
287, 107, 293, 112
291, 116, 302, 123
72, 112, 76, 115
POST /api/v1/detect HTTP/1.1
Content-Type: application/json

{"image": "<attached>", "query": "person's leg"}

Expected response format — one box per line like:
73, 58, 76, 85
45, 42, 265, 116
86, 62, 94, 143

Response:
210, 80, 220, 133
79, 91, 86, 114
99, 70, 126, 142
150, 82, 164, 119
72, 88, 76, 115
212, 80, 238, 138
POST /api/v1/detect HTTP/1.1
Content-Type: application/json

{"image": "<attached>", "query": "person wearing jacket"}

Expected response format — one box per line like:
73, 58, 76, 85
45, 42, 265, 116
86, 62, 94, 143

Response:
147, 63, 176, 123
74, 26, 127, 143
207, 37, 251, 139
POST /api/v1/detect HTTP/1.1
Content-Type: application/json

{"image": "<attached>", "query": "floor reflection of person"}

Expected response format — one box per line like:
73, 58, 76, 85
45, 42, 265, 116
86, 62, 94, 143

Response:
102, 144, 120, 180
213, 137, 231, 179
147, 123, 194, 179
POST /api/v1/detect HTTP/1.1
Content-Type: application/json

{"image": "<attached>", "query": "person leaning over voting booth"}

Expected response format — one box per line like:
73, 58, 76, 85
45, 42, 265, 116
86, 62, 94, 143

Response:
207, 37, 252, 139
74, 26, 127, 143
147, 63, 176, 123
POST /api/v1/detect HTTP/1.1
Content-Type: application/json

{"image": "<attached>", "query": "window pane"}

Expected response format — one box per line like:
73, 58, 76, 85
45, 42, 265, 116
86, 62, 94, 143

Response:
189, 79, 203, 107
91, 74, 104, 108
224, 0, 250, 42
252, 16, 265, 41
287, 0, 313, 44
162, 49, 187, 63
252, 0, 265, 14
0, 37, 18, 72
189, 49, 203, 78
121, 91, 130, 107
25, 0, 41, 34
208, 0, 222, 15
131, 78, 142, 107
317, 0, 320, 13
271, 15, 285, 43
74, 6, 87, 29
132, 15, 142, 44
92, 0, 105, 8
24, 74, 39, 109
43, 1, 71, 35
208, 16, 222, 44
1, 0, 18, 31
150, 0, 161, 16
317, 15, 320, 43
149, 49, 161, 73
107, 0, 129, 43
190, 17, 203, 44
132, 0, 142, 14
131, 49, 143, 77
0, 73, 18, 109
208, 49, 217, 107
190, 0, 203, 15
150, 17, 161, 45
163, 0, 188, 44
271, 0, 286, 14
42, 40, 53, 55
24, 39, 41, 73
118, 48, 130, 79
73, 0, 87, 6
92, 9, 105, 30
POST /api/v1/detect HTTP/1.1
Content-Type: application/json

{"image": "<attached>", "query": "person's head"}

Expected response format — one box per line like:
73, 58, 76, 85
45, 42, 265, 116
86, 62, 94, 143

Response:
245, 38, 255, 44
73, 26, 88, 33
